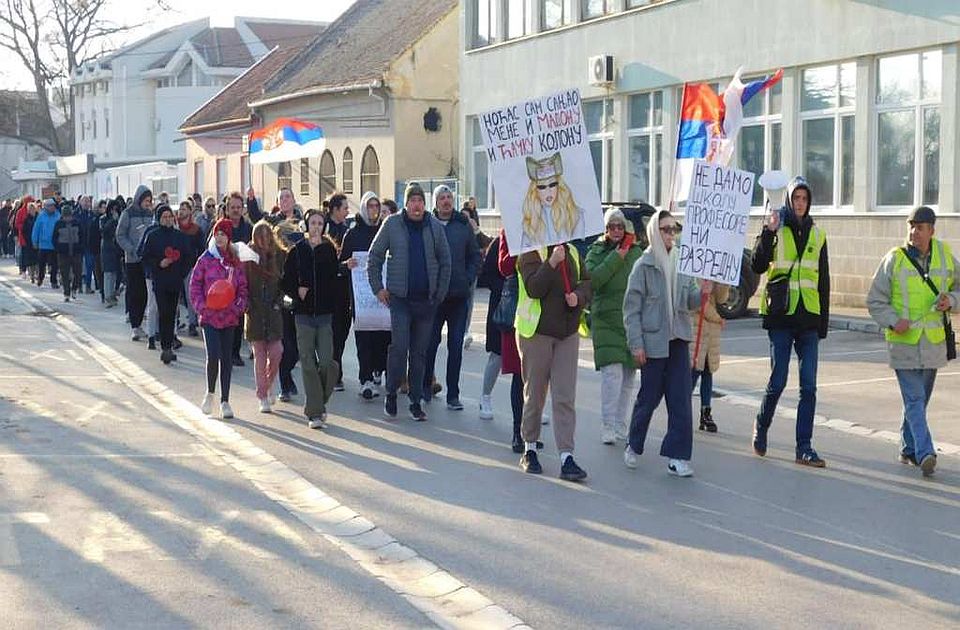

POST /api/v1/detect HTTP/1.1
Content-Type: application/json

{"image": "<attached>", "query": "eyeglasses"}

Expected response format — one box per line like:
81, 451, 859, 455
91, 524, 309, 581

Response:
659, 226, 682, 235
205, 204, 215, 209
536, 182, 559, 191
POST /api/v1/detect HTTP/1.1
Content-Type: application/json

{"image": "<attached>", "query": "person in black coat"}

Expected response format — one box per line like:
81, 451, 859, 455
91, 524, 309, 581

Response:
140, 204, 192, 364
477, 234, 505, 419
100, 198, 123, 307
51, 203, 83, 301
341, 192, 390, 399
323, 192, 352, 390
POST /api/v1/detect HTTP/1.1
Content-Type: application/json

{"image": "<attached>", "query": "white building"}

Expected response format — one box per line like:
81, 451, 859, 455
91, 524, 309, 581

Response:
459, 0, 960, 305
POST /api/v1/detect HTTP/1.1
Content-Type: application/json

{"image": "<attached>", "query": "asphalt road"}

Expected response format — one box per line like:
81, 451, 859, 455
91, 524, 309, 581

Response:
1, 266, 957, 629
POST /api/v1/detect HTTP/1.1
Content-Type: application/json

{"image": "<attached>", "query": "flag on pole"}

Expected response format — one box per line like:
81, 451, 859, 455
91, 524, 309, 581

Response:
249, 118, 325, 165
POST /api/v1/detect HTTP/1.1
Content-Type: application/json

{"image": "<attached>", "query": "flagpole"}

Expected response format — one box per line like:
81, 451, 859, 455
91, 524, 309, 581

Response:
666, 82, 687, 213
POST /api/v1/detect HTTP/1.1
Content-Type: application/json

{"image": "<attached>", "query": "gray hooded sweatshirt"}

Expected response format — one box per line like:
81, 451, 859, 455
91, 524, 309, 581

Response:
115, 185, 154, 263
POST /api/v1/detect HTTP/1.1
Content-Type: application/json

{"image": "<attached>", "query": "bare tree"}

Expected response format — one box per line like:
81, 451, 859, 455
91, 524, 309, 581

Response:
0, 0, 151, 154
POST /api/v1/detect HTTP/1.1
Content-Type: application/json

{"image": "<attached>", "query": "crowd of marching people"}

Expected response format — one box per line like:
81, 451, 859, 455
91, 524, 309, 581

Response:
1, 173, 956, 481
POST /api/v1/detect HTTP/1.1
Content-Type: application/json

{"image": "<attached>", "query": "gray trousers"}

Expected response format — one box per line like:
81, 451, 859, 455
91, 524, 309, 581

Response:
518, 332, 580, 453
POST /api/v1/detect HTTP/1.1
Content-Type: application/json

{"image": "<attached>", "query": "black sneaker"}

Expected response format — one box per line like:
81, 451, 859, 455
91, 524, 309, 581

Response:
446, 399, 464, 411
752, 420, 768, 457
511, 435, 524, 454
160, 348, 174, 365
520, 450, 542, 474
560, 456, 588, 482
173, 336, 183, 350
796, 449, 826, 468
384, 394, 398, 418
334, 381, 345, 392
188, 324, 199, 337
147, 336, 157, 350
409, 402, 427, 422
232, 356, 245, 367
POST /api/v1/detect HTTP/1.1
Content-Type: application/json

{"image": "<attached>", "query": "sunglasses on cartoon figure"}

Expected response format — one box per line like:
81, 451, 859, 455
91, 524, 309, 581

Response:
536, 181, 559, 191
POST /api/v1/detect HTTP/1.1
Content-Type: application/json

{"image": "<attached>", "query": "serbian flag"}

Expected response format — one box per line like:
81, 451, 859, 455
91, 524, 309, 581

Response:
249, 118, 325, 165
672, 83, 725, 203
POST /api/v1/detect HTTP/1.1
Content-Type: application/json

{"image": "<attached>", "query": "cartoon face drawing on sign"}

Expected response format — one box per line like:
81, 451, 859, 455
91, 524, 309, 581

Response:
520, 152, 585, 250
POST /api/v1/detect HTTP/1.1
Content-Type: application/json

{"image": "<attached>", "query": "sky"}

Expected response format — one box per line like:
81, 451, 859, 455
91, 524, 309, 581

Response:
0, 0, 357, 90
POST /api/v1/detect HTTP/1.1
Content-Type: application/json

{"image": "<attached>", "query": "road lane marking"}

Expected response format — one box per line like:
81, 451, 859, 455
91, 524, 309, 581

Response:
0, 277, 529, 630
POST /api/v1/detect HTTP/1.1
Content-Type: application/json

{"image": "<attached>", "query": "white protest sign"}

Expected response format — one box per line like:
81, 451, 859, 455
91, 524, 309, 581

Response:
478, 88, 603, 255
351, 251, 391, 331
677, 160, 755, 284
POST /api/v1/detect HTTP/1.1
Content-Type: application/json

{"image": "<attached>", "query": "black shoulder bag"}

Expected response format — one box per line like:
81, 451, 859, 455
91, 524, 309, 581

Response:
901, 247, 956, 361
764, 233, 799, 317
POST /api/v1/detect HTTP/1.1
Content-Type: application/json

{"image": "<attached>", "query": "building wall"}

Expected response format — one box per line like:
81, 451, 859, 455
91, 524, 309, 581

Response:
0, 140, 45, 198
460, 0, 960, 305
184, 135, 263, 203
155, 86, 221, 155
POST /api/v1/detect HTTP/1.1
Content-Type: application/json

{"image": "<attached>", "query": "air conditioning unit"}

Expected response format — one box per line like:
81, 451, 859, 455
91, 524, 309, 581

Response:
588, 54, 615, 86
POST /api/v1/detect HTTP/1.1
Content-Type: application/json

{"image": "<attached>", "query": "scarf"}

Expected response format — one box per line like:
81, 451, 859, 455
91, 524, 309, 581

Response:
646, 209, 677, 336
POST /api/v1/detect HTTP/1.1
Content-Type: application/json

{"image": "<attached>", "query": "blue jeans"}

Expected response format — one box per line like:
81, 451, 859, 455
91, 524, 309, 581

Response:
691, 368, 713, 407
423, 295, 469, 403
756, 328, 820, 455
83, 252, 95, 289
387, 297, 436, 404
628, 339, 694, 460
895, 368, 937, 461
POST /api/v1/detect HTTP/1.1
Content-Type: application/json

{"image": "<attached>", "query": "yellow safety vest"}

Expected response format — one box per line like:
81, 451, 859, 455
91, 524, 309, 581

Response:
759, 225, 826, 316
515, 244, 589, 339
886, 239, 955, 345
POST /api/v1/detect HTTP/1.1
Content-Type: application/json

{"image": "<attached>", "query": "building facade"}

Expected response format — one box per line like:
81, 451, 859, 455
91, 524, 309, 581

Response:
460, 0, 960, 305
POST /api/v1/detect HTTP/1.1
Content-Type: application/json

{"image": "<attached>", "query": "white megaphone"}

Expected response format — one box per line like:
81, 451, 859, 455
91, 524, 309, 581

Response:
758, 170, 789, 216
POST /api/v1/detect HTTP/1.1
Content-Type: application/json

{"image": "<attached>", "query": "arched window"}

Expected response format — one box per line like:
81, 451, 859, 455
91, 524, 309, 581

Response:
319, 150, 336, 199
277, 161, 292, 192
342, 147, 354, 194
360, 146, 380, 196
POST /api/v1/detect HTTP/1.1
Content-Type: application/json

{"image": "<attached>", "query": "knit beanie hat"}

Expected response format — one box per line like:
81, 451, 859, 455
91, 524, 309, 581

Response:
404, 182, 425, 205
212, 218, 234, 241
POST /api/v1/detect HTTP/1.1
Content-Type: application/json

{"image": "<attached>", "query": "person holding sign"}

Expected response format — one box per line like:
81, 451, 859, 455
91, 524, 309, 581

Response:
515, 240, 592, 482
342, 192, 391, 401
585, 208, 643, 445
750, 176, 830, 467
866, 206, 960, 477
622, 210, 708, 478
520, 153, 586, 251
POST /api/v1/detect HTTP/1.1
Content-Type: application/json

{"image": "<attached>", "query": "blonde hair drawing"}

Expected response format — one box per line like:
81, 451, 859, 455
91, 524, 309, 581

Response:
522, 152, 580, 245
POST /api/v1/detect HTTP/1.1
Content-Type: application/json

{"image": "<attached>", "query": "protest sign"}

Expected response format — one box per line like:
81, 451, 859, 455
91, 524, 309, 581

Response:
351, 252, 391, 331
677, 160, 754, 285
478, 88, 603, 255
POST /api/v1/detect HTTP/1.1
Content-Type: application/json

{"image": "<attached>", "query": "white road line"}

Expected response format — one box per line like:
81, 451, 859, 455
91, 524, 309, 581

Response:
0, 278, 529, 630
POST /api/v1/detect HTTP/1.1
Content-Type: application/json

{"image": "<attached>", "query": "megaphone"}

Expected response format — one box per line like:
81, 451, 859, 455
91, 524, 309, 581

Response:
758, 170, 789, 213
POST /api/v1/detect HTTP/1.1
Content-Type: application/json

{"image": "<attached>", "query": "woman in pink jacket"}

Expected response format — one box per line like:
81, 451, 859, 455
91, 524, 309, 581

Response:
190, 218, 249, 419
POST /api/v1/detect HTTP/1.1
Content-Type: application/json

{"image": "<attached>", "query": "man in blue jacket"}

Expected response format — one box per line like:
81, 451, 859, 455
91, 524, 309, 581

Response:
422, 185, 480, 410
31, 199, 61, 288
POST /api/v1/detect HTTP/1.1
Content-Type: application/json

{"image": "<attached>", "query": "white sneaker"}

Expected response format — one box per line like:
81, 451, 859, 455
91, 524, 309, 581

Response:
268, 392, 278, 406
258, 398, 272, 413
623, 446, 639, 469
668, 459, 694, 477
372, 371, 382, 386
220, 401, 234, 419
479, 395, 494, 420
131, 326, 146, 341
463, 334, 473, 350
200, 392, 215, 415
308, 413, 327, 430
360, 381, 377, 401
601, 428, 616, 445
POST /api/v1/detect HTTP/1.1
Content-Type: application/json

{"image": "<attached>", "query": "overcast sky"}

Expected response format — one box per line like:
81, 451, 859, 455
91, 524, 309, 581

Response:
0, 0, 356, 90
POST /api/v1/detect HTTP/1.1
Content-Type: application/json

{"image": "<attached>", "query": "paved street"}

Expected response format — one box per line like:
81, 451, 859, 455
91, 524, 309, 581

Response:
1, 262, 958, 629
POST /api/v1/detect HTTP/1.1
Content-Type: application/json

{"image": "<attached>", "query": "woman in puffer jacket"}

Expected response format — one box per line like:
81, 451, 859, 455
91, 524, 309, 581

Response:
190, 218, 249, 420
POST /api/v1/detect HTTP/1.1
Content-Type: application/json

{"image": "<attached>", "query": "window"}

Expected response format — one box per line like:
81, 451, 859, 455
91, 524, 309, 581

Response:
360, 146, 380, 195
584, 99, 614, 202
541, 0, 567, 30
104, 108, 110, 139
240, 155, 249, 197
319, 150, 336, 199
474, 0, 500, 47
195, 70, 212, 87
627, 91, 663, 205
300, 157, 311, 197
736, 75, 783, 206
799, 62, 855, 208
177, 60, 193, 87
342, 148, 354, 194
194, 160, 204, 196
104, 81, 109, 94
216, 158, 227, 200
469, 118, 492, 209
277, 161, 292, 193
507, 0, 531, 39
876, 50, 941, 207
628, 0, 659, 7
91, 109, 97, 139
581, 0, 613, 19
79, 112, 85, 142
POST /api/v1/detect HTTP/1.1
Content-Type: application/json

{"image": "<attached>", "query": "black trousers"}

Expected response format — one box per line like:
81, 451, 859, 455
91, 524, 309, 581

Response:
37, 250, 59, 287
355, 330, 391, 383
155, 286, 180, 350
56, 254, 82, 296
332, 290, 351, 384
125, 262, 147, 328
279, 308, 300, 393
203, 325, 235, 401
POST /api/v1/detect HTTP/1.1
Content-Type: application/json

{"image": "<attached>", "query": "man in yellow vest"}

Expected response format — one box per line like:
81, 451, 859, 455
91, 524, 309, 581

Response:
750, 176, 830, 467
866, 206, 959, 477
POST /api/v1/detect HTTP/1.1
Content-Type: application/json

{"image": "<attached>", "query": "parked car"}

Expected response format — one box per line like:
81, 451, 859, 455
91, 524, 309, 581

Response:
595, 202, 760, 319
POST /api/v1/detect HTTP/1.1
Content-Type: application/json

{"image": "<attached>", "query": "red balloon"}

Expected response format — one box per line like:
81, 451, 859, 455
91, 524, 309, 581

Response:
206, 278, 235, 310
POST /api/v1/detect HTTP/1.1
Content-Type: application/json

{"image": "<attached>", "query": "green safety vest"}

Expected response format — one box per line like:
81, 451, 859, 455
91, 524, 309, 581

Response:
886, 239, 955, 345
515, 244, 589, 339
759, 225, 826, 316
